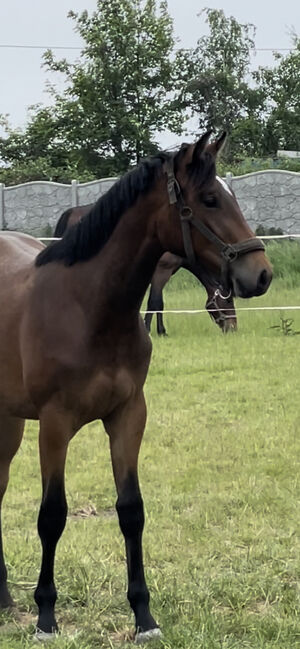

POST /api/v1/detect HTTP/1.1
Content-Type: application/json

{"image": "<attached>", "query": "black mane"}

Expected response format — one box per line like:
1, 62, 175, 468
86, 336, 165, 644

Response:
36, 153, 169, 267
36, 145, 216, 267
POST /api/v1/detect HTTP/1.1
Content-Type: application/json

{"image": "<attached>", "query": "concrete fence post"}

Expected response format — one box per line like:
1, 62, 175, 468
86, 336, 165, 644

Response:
71, 179, 79, 207
225, 172, 233, 189
0, 184, 4, 230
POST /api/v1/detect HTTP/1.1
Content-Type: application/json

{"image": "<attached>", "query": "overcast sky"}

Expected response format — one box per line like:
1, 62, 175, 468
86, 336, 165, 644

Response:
0, 0, 299, 143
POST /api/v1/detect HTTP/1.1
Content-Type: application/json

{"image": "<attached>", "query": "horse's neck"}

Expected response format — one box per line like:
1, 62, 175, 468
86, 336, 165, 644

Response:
84, 196, 165, 319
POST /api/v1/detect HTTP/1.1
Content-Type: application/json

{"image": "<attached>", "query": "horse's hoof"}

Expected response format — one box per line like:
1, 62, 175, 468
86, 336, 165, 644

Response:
34, 628, 57, 642
135, 627, 162, 644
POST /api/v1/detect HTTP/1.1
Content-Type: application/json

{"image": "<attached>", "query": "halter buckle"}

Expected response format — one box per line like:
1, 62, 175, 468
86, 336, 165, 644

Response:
222, 245, 238, 263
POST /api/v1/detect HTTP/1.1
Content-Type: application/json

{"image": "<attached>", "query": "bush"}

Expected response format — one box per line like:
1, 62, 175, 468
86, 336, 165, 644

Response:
217, 156, 300, 177
0, 158, 96, 186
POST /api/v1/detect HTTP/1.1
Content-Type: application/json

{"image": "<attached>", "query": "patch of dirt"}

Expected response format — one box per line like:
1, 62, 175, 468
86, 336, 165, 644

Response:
110, 628, 135, 644
70, 504, 117, 519
250, 600, 274, 616
212, 604, 234, 616
70, 504, 98, 518
0, 608, 36, 633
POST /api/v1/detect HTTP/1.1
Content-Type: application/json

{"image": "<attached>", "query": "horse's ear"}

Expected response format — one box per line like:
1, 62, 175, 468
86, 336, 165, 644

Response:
207, 131, 227, 157
191, 131, 212, 165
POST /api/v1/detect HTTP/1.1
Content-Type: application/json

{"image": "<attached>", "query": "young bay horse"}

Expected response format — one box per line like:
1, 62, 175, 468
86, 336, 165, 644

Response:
0, 133, 272, 642
55, 206, 237, 334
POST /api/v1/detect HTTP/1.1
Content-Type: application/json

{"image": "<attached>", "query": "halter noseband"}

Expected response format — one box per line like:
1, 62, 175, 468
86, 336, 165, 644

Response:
164, 157, 265, 293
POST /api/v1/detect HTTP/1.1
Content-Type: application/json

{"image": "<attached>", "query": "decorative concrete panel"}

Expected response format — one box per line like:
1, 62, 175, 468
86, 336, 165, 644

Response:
231, 170, 300, 233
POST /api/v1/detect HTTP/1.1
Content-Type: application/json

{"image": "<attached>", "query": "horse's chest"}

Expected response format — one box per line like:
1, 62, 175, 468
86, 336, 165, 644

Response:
79, 367, 136, 422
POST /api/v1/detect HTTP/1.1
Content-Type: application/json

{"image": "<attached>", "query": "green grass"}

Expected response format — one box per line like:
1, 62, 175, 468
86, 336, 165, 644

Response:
1, 274, 300, 648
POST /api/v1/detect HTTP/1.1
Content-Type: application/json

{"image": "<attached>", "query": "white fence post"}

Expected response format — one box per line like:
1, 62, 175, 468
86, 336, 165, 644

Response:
0, 184, 4, 230
225, 172, 233, 189
71, 180, 79, 207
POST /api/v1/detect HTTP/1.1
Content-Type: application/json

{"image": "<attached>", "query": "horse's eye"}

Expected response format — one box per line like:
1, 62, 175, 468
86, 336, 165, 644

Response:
203, 195, 218, 208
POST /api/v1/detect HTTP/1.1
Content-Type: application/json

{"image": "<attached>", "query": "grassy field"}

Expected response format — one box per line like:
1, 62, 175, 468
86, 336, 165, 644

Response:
0, 262, 300, 648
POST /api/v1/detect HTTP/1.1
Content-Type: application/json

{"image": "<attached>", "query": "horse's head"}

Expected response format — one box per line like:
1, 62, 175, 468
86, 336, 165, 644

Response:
159, 132, 272, 298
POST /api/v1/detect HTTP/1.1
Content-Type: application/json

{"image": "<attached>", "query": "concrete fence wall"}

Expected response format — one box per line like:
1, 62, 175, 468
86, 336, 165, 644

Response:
0, 177, 117, 236
226, 170, 300, 233
0, 170, 299, 236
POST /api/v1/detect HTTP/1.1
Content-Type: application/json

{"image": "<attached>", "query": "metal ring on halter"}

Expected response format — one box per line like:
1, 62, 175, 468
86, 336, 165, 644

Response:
215, 287, 232, 301
180, 206, 193, 221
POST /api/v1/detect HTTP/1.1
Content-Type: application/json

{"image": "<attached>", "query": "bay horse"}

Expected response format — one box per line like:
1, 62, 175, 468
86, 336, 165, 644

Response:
0, 132, 272, 642
55, 205, 237, 334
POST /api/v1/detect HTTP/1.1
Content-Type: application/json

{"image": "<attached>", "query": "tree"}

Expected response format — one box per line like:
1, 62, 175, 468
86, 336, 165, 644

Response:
42, 0, 184, 175
183, 8, 265, 158
254, 39, 300, 154
0, 0, 186, 183
0, 109, 96, 184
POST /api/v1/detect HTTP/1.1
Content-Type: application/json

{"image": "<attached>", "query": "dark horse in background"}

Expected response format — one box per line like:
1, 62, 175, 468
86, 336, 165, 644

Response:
0, 133, 271, 642
54, 204, 237, 334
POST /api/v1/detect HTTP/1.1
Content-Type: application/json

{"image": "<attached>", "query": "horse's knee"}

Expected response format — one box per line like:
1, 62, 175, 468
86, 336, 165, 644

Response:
116, 496, 144, 538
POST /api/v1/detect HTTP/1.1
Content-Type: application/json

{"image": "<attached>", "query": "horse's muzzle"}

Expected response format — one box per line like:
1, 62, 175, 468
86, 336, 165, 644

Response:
231, 258, 272, 298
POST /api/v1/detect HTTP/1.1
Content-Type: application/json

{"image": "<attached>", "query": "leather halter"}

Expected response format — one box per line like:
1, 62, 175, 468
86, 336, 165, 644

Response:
164, 156, 265, 293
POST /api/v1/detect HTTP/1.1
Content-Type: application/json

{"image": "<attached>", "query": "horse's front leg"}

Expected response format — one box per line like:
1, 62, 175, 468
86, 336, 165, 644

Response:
34, 407, 72, 639
104, 392, 161, 643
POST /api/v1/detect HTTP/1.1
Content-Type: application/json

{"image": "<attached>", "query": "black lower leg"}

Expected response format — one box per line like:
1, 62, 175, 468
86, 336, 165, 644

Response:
156, 311, 166, 336
153, 294, 166, 335
116, 474, 158, 634
144, 311, 153, 333
0, 521, 13, 607
145, 287, 166, 336
34, 478, 67, 634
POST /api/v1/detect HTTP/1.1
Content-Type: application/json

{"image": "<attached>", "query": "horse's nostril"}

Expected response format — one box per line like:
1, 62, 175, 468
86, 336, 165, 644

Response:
258, 269, 268, 289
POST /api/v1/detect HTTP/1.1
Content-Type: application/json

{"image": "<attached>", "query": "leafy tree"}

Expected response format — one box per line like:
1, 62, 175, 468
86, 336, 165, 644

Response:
0, 111, 96, 184
186, 9, 256, 124
42, 0, 184, 175
254, 38, 300, 154
0, 0, 185, 182
184, 8, 265, 158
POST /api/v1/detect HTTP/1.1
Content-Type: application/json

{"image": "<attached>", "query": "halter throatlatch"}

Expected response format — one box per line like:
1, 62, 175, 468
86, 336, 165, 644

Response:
164, 157, 265, 293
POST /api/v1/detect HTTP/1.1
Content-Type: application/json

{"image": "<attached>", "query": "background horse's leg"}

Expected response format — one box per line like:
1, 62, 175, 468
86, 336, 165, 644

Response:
144, 286, 155, 334
104, 392, 161, 642
0, 415, 24, 607
146, 270, 174, 336
34, 408, 72, 637
145, 283, 166, 335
